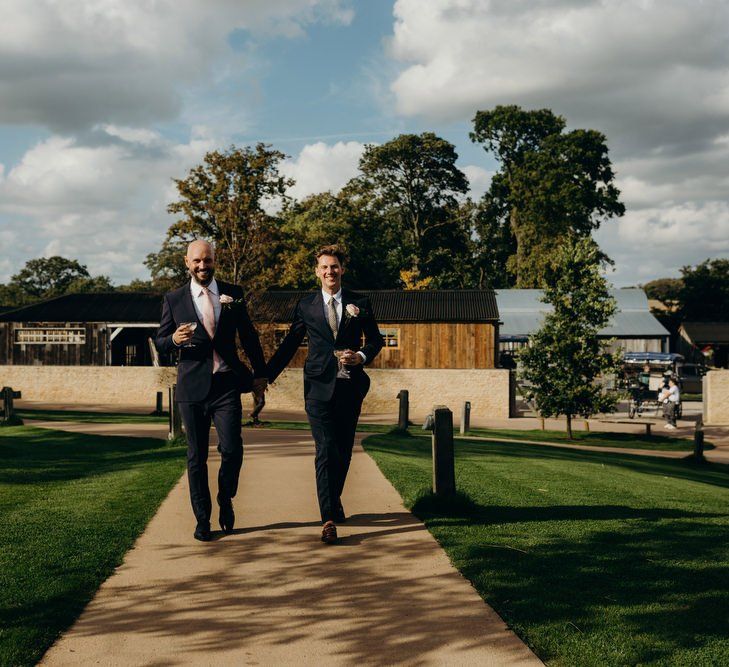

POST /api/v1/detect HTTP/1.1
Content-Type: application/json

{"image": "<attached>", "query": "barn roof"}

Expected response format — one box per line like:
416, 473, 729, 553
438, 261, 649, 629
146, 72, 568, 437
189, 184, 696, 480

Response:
496, 288, 669, 340
0, 289, 500, 324
251, 289, 499, 323
0, 292, 164, 323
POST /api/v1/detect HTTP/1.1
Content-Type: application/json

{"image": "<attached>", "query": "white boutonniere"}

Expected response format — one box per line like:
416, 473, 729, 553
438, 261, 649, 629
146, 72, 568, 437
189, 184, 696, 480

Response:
345, 303, 360, 319
220, 294, 244, 310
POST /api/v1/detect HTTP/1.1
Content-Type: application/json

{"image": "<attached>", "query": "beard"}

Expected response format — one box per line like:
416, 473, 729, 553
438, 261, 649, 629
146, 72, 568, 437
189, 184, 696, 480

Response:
189, 266, 215, 286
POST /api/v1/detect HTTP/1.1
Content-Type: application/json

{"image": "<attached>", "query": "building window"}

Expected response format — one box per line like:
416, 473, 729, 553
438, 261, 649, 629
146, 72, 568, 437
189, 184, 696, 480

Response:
274, 326, 308, 347
381, 327, 400, 348
15, 328, 86, 345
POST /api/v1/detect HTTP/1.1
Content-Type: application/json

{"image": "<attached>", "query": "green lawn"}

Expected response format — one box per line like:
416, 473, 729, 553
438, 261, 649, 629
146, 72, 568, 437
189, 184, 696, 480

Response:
17, 408, 168, 424
0, 426, 185, 666
363, 432, 729, 666
464, 426, 706, 452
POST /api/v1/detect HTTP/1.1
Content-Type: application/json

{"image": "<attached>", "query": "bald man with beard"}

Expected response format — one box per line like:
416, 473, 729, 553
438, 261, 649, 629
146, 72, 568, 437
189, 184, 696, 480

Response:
155, 240, 267, 541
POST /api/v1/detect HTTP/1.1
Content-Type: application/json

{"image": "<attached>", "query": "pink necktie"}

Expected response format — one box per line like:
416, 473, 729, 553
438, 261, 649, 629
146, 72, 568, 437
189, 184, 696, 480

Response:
201, 287, 222, 373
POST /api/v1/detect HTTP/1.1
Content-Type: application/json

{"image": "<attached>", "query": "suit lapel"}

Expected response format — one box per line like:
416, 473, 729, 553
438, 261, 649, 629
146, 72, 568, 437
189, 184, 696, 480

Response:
212, 281, 229, 341
335, 290, 350, 345
309, 291, 336, 343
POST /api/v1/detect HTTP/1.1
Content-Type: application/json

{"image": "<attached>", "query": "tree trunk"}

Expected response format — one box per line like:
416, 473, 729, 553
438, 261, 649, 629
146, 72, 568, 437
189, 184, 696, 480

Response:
566, 414, 573, 440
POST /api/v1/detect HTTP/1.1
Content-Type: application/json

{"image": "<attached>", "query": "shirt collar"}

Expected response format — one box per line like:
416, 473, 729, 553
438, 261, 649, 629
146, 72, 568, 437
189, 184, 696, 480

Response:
190, 277, 219, 297
321, 288, 342, 304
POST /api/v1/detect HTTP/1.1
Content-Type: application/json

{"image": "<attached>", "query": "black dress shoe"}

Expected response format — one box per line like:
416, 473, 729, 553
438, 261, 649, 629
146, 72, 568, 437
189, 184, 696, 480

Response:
334, 502, 346, 523
194, 522, 212, 542
218, 498, 235, 535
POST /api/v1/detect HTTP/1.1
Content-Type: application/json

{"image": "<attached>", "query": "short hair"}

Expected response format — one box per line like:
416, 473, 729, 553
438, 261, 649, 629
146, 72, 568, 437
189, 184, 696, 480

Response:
315, 244, 348, 267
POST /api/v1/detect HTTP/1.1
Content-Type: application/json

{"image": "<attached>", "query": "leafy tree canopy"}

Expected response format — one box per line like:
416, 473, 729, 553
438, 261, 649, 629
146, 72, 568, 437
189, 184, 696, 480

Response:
519, 235, 621, 438
471, 105, 624, 287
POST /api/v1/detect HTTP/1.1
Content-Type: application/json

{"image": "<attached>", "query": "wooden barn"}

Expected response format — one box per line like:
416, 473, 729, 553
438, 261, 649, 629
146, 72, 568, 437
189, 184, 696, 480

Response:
0, 293, 164, 366
0, 289, 500, 369
252, 289, 500, 369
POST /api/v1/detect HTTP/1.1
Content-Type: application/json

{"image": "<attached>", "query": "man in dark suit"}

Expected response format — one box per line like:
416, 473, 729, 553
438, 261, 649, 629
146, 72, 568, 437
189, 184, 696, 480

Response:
155, 240, 267, 542
267, 245, 384, 544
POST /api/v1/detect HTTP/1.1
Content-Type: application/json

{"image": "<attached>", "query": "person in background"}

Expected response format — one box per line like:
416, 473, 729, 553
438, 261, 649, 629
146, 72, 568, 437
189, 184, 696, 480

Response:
658, 375, 680, 430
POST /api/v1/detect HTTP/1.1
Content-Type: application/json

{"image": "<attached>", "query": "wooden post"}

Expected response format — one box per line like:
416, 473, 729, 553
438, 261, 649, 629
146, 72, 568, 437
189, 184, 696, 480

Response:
1, 387, 22, 424
693, 416, 705, 460
432, 406, 455, 496
460, 401, 471, 435
2, 387, 12, 422
168, 385, 183, 440
155, 391, 164, 415
396, 390, 409, 431
539, 416, 545, 430
645, 423, 652, 437
584, 420, 590, 433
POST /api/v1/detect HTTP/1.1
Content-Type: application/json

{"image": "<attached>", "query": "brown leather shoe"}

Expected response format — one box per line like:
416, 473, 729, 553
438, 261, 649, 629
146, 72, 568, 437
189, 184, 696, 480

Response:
321, 520, 338, 544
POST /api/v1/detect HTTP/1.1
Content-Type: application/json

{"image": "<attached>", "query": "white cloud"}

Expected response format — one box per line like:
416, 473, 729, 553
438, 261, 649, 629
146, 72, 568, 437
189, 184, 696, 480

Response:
0, 127, 218, 282
280, 141, 365, 200
386, 0, 729, 283
0, 0, 353, 132
462, 165, 493, 201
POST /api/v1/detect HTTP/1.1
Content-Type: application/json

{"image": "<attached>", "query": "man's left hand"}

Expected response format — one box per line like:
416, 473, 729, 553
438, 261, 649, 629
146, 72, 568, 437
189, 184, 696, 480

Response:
341, 350, 363, 366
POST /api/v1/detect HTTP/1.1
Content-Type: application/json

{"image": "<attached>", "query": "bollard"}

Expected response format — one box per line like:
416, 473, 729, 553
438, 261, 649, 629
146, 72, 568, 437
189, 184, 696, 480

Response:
693, 416, 705, 460
155, 391, 164, 415
432, 406, 455, 496
396, 389, 409, 431
460, 401, 471, 435
168, 385, 183, 440
1, 387, 22, 425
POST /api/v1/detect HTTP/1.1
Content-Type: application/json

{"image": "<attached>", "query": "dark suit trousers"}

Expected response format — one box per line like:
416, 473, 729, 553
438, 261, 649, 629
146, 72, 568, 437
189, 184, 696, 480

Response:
178, 372, 243, 524
305, 378, 367, 523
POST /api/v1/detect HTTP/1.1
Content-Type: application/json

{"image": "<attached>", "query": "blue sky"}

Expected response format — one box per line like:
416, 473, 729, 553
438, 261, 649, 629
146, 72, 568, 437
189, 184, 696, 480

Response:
1, 0, 728, 287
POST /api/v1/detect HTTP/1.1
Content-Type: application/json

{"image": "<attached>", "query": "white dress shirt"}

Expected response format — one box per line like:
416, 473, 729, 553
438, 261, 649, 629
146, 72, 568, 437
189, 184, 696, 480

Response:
189, 278, 230, 372
321, 288, 366, 362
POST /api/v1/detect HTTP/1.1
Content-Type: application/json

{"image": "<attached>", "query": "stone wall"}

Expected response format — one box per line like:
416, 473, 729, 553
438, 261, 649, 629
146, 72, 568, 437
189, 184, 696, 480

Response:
704, 370, 729, 425
1, 365, 512, 419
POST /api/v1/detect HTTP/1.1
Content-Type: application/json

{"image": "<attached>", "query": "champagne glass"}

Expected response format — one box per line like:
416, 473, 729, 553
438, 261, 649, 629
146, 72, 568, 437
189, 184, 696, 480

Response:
181, 321, 198, 347
334, 349, 351, 379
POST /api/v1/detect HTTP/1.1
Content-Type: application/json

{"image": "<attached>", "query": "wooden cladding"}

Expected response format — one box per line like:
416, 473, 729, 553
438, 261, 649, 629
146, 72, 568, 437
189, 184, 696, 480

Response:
259, 322, 497, 369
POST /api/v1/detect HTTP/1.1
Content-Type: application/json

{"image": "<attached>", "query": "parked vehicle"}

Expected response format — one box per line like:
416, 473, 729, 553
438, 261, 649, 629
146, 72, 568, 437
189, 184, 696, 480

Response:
622, 352, 686, 419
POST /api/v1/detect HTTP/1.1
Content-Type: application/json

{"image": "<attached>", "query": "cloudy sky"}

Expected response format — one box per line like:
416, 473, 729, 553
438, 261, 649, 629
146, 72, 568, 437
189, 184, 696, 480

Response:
1, 0, 728, 287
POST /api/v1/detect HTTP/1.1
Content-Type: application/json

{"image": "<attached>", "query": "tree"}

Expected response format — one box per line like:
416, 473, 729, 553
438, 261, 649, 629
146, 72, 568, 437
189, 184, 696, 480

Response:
66, 275, 115, 293
471, 105, 624, 287
9, 256, 90, 299
144, 239, 191, 293
274, 191, 399, 290
642, 277, 683, 308
163, 144, 293, 291
679, 259, 729, 321
348, 132, 470, 286
519, 236, 621, 439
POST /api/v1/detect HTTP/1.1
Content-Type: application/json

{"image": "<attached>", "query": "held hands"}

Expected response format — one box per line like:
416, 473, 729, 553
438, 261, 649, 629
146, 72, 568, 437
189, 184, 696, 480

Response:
340, 349, 363, 366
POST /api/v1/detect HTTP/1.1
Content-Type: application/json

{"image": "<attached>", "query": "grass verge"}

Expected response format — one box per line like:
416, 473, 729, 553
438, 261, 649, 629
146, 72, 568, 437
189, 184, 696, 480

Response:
463, 426, 706, 451
0, 426, 185, 666
17, 408, 168, 424
362, 431, 729, 666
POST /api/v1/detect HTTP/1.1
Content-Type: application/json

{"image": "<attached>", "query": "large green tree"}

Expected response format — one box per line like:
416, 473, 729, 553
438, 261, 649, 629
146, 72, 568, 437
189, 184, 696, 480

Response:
156, 144, 293, 292
679, 258, 729, 321
471, 105, 624, 287
9, 256, 91, 299
519, 236, 621, 439
275, 191, 399, 290
348, 132, 470, 287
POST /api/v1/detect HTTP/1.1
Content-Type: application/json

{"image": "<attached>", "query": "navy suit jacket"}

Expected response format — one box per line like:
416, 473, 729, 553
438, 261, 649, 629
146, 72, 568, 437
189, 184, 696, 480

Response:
267, 289, 384, 402
155, 281, 266, 402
